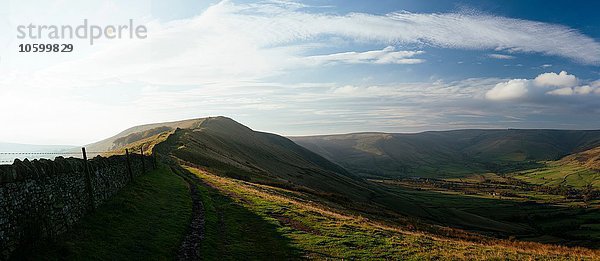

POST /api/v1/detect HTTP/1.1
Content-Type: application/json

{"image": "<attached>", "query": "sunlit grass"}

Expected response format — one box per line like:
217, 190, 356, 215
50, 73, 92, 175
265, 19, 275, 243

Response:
186, 166, 600, 260
514, 162, 600, 188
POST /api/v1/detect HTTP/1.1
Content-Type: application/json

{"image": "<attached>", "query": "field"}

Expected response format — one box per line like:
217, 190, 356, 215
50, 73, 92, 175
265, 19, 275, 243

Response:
513, 162, 600, 188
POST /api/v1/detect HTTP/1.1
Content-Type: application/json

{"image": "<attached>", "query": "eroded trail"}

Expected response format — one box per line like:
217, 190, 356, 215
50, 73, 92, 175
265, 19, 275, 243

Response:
173, 166, 206, 261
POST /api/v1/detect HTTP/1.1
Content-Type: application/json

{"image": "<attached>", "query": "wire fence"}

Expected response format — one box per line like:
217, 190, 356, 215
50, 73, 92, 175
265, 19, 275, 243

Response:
0, 152, 116, 155
0, 150, 141, 165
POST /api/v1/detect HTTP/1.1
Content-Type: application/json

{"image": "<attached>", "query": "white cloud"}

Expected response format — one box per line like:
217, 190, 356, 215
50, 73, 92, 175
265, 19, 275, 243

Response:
306, 46, 425, 65
574, 85, 593, 95
541, 64, 553, 68
534, 71, 578, 87
547, 87, 574, 96
333, 85, 360, 94
485, 79, 529, 100
488, 54, 515, 59
547, 85, 595, 96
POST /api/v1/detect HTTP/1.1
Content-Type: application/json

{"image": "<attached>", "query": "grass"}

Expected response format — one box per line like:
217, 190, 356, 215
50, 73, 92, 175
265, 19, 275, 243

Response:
375, 178, 600, 245
191, 174, 299, 260
103, 130, 174, 156
18, 165, 192, 260
14, 159, 599, 260
513, 162, 600, 188
184, 166, 600, 260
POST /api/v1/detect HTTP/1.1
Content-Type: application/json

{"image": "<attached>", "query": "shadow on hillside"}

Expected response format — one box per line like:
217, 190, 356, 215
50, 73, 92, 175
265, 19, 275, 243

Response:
171, 165, 303, 260
376, 181, 600, 248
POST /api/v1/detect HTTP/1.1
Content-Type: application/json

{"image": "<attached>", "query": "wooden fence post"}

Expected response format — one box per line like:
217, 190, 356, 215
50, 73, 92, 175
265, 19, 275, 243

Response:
125, 148, 133, 181
153, 151, 158, 169
140, 147, 146, 174
82, 147, 95, 211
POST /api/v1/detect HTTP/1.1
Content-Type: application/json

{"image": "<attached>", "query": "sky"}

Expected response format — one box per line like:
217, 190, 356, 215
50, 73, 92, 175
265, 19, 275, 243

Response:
0, 0, 599, 145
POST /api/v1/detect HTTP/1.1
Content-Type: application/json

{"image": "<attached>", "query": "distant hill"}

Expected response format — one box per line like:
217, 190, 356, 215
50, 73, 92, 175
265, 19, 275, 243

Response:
291, 129, 600, 178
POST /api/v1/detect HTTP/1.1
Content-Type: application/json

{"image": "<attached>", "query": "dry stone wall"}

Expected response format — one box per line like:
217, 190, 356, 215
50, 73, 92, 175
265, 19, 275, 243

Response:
0, 154, 155, 259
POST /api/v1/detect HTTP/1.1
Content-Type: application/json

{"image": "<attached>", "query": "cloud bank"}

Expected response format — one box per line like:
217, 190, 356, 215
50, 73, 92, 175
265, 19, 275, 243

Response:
207, 2, 600, 64
486, 71, 599, 100
20, 1, 600, 89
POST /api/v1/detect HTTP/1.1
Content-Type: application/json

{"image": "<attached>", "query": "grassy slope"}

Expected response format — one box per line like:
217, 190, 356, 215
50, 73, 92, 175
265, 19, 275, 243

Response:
376, 179, 600, 246
514, 162, 600, 188
512, 144, 600, 188
185, 166, 599, 260
561, 145, 600, 170
20, 166, 191, 260
155, 117, 376, 204
101, 129, 175, 157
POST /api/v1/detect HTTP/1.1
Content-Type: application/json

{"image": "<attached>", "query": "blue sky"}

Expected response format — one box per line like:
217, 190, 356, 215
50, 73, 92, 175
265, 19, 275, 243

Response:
0, 0, 599, 145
